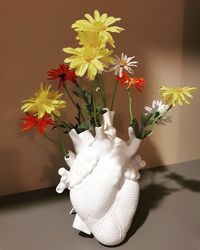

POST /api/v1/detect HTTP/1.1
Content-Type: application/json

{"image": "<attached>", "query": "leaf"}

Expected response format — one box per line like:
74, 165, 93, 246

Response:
52, 123, 71, 130
139, 129, 145, 139
141, 112, 154, 126
154, 111, 160, 118
73, 90, 83, 99
131, 118, 139, 136
77, 120, 91, 131
145, 130, 153, 137
141, 113, 146, 124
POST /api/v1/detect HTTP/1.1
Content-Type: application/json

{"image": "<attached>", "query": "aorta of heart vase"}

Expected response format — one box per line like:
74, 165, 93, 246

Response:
56, 109, 146, 246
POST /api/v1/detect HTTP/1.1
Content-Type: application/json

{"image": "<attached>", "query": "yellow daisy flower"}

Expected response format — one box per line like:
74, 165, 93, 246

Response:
160, 86, 197, 106
63, 46, 113, 80
77, 31, 106, 50
71, 10, 124, 47
21, 84, 66, 118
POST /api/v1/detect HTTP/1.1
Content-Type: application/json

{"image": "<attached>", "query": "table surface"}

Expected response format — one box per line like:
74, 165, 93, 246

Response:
0, 159, 200, 250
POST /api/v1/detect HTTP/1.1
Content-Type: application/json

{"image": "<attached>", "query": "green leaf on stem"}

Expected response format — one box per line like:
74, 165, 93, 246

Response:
131, 118, 139, 136
145, 130, 153, 137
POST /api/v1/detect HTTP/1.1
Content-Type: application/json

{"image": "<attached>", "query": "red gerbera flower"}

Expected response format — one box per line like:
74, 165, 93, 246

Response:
117, 72, 145, 92
47, 64, 77, 88
21, 113, 54, 135
117, 71, 129, 84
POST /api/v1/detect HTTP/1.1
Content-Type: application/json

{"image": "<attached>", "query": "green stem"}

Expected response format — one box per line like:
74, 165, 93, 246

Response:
44, 132, 68, 156
110, 79, 118, 111
63, 84, 77, 109
96, 74, 106, 107
92, 84, 97, 127
43, 133, 58, 145
53, 114, 68, 156
98, 89, 103, 109
53, 113, 70, 130
127, 89, 134, 123
74, 82, 92, 120
74, 81, 81, 89
147, 104, 172, 131
63, 84, 84, 121
43, 133, 59, 145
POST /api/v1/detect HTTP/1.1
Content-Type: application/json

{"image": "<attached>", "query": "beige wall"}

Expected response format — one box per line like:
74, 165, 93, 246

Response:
0, 0, 199, 196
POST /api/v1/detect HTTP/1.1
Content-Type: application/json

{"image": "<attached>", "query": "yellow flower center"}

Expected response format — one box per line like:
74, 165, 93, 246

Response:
93, 21, 107, 32
83, 47, 97, 62
173, 87, 182, 93
119, 59, 128, 66
36, 92, 47, 102
34, 91, 51, 108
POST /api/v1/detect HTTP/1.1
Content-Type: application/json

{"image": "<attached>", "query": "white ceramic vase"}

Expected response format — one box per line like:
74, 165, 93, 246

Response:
56, 109, 146, 246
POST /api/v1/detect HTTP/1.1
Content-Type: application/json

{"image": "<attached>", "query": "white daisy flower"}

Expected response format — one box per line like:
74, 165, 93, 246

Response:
145, 100, 169, 114
144, 100, 171, 125
110, 53, 138, 77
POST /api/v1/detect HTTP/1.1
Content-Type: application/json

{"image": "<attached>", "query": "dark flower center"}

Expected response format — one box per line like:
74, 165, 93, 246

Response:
58, 73, 66, 80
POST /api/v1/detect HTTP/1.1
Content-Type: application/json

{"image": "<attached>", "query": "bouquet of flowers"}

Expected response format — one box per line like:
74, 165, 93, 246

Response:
20, 10, 197, 245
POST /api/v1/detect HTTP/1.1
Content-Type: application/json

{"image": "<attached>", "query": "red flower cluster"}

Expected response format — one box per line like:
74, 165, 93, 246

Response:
21, 113, 54, 135
47, 64, 77, 88
117, 72, 145, 92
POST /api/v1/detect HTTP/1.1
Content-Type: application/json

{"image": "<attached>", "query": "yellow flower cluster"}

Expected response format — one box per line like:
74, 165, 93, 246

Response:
160, 86, 197, 106
21, 84, 66, 118
63, 10, 124, 80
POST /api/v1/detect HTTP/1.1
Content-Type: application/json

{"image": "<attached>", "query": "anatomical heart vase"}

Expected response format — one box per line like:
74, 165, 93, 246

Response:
20, 10, 197, 246
56, 109, 145, 245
